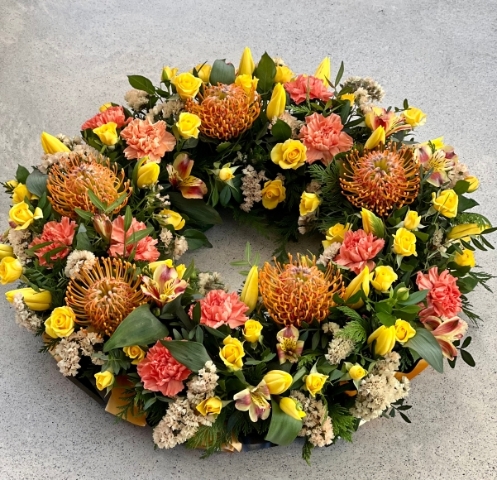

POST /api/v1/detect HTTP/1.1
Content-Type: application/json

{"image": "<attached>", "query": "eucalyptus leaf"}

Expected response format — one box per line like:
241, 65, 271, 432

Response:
209, 59, 236, 86
26, 169, 47, 197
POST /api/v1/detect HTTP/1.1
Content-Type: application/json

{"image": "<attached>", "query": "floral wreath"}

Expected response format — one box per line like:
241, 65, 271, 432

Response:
1, 48, 494, 462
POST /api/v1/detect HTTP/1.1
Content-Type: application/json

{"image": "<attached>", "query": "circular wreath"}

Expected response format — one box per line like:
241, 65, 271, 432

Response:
1, 48, 494, 461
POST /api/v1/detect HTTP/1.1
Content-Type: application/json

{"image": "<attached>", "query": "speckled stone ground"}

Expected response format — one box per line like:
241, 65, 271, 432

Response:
0, 1, 496, 479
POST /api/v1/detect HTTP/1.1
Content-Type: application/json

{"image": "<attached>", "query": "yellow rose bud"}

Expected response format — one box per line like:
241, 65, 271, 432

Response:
93, 122, 119, 146
176, 112, 201, 139
340, 93, 355, 104
40, 131, 71, 154
238, 47, 255, 77
137, 162, 160, 188
172, 72, 203, 100
196, 396, 223, 416
454, 249, 476, 268
404, 210, 421, 230
240, 265, 259, 314
160, 209, 185, 230
263, 370, 293, 395
394, 319, 416, 343
235, 74, 259, 97
149, 259, 186, 278
314, 56, 331, 85
161, 66, 178, 82
266, 83, 287, 120
304, 372, 328, 397
261, 179, 286, 210
368, 325, 396, 356
280, 397, 306, 420
194, 63, 212, 83
6, 287, 52, 311
371, 265, 398, 293
349, 364, 367, 381
270, 139, 306, 170
99, 103, 112, 112
9, 202, 43, 230
392, 227, 417, 257
364, 126, 386, 149
243, 319, 263, 343
274, 65, 294, 84
219, 335, 245, 371
0, 257, 23, 285
44, 306, 76, 338
432, 189, 458, 218
0, 244, 14, 260
299, 192, 321, 216
322, 222, 350, 249
95, 371, 115, 391
446, 223, 482, 240
404, 107, 427, 128
123, 345, 146, 365
465, 176, 479, 193
219, 167, 235, 182
343, 266, 370, 309
360, 208, 384, 237
12, 184, 33, 204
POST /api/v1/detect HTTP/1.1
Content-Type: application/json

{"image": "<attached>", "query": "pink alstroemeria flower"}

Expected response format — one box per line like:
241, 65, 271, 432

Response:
276, 325, 305, 364
233, 380, 271, 423
166, 153, 208, 199
415, 144, 457, 187
421, 315, 468, 360
365, 106, 411, 138
141, 263, 189, 307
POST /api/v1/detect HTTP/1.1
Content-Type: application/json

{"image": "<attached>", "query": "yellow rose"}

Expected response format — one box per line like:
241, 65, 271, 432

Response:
137, 162, 160, 188
12, 184, 33, 204
235, 74, 259, 97
274, 65, 294, 84
368, 325, 396, 356
0, 244, 14, 260
176, 112, 201, 139
392, 227, 417, 257
454, 249, 476, 268
219, 167, 235, 182
279, 397, 306, 420
394, 319, 416, 343
322, 222, 350, 248
314, 57, 331, 85
123, 345, 146, 365
44, 306, 76, 338
271, 139, 306, 170
243, 319, 263, 343
263, 370, 293, 395
465, 176, 479, 193
95, 371, 115, 391
9, 202, 43, 230
261, 179, 286, 210
93, 122, 119, 146
194, 63, 212, 83
266, 83, 287, 120
364, 126, 386, 149
161, 66, 178, 82
432, 189, 458, 218
219, 335, 245, 371
172, 72, 203, 100
371, 265, 398, 293
240, 265, 259, 314
160, 209, 185, 230
446, 223, 482, 240
343, 266, 370, 309
238, 47, 255, 77
149, 259, 186, 278
404, 107, 427, 128
340, 93, 355, 104
5, 287, 52, 311
349, 364, 367, 381
99, 102, 112, 112
0, 257, 23, 285
40, 131, 70, 154
404, 210, 421, 230
196, 396, 223, 416
299, 192, 321, 216
304, 372, 328, 397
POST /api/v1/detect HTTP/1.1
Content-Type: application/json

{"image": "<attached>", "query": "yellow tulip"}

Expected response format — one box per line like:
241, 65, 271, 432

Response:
279, 397, 306, 420
432, 189, 458, 218
194, 63, 212, 83
95, 371, 114, 391
465, 176, 479, 193
0, 244, 14, 260
266, 83, 286, 120
304, 372, 328, 397
9, 202, 43, 230
343, 266, 370, 309
263, 370, 293, 395
40, 132, 70, 154
137, 162, 160, 188
93, 122, 119, 146
446, 223, 482, 240
454, 249, 476, 268
299, 192, 321, 216
196, 396, 223, 416
314, 57, 331, 85
238, 47, 255, 76
45, 306, 76, 338
368, 325, 396, 356
5, 287, 52, 311
0, 257, 23, 284
364, 126, 386, 149
240, 265, 258, 314
360, 208, 384, 237
349, 364, 367, 381
243, 319, 263, 343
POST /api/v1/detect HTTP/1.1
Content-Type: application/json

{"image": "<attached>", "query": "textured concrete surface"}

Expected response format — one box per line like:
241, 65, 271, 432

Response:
1, 1, 496, 479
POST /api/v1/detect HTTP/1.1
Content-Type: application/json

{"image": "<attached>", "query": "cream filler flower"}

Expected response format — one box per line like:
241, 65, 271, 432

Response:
233, 380, 271, 422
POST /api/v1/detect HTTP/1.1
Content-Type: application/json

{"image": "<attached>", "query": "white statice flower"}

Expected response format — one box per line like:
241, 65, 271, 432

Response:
322, 322, 340, 335
317, 242, 342, 266
39, 144, 98, 173
240, 165, 267, 213
54, 337, 81, 377
12, 293, 43, 333
342, 76, 385, 103
124, 89, 149, 111
325, 335, 355, 365
64, 250, 96, 279
146, 99, 185, 122
173, 236, 188, 259
7, 228, 32, 265
197, 272, 227, 295
159, 228, 174, 247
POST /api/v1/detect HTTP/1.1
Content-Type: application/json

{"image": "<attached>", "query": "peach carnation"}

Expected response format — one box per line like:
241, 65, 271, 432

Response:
137, 339, 191, 396
108, 215, 159, 262
334, 229, 385, 274
120, 118, 176, 162
197, 289, 249, 329
299, 112, 353, 165
284, 75, 333, 105
416, 267, 462, 318
29, 217, 77, 266
81, 106, 129, 130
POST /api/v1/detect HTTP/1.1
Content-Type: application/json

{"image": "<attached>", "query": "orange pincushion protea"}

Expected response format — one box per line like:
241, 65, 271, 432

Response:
47, 152, 131, 219
65, 257, 146, 336
339, 144, 420, 217
259, 255, 344, 326
185, 84, 260, 140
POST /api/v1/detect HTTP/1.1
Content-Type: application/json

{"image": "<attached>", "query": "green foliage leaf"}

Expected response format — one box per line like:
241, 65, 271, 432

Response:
334, 61, 345, 86
209, 59, 236, 86
398, 290, 428, 306
128, 75, 155, 95
76, 225, 92, 250
169, 192, 222, 225
460, 349, 475, 367
404, 328, 444, 373
458, 195, 479, 213
16, 165, 30, 184
265, 400, 302, 446
453, 180, 470, 195
182, 229, 213, 250
161, 340, 211, 372
376, 312, 396, 327
254, 52, 276, 93
26, 169, 47, 197
271, 119, 292, 141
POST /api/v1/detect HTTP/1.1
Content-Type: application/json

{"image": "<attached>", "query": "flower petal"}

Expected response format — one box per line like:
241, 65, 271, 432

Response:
173, 153, 194, 178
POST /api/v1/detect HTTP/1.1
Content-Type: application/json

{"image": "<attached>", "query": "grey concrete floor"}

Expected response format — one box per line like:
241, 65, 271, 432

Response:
1, 1, 496, 479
